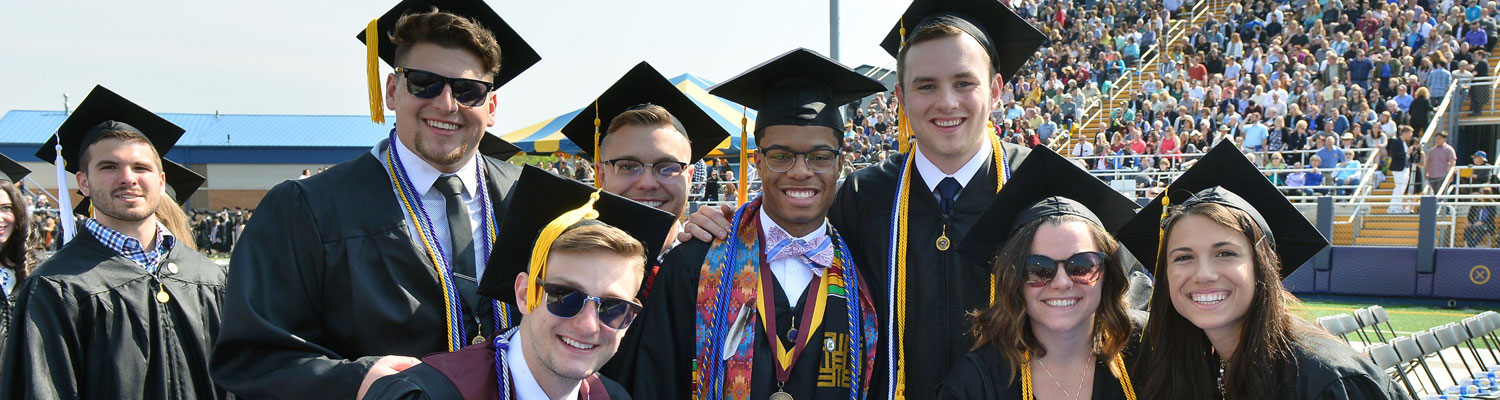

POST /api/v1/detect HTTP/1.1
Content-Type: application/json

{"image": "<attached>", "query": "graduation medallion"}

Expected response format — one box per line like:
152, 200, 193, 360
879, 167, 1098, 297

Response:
473, 335, 485, 345
769, 389, 793, 400
935, 234, 950, 251
156, 289, 171, 303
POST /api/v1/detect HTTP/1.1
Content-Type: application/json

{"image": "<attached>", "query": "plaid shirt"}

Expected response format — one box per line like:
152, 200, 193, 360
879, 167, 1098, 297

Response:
84, 219, 175, 274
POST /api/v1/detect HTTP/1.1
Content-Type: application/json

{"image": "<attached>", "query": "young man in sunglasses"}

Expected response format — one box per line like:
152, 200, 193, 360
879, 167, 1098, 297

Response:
211, 3, 542, 399
365, 166, 675, 399
627, 48, 884, 400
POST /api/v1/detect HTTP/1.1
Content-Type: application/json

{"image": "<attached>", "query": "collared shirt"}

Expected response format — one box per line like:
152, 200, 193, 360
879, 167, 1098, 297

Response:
84, 218, 174, 274
758, 210, 827, 303
374, 136, 488, 281
913, 139, 994, 201
507, 330, 582, 400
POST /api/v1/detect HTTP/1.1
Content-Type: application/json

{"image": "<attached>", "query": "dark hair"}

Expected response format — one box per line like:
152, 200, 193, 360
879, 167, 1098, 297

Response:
969, 215, 1132, 382
1136, 202, 1316, 399
78, 128, 160, 173
391, 8, 503, 80
0, 181, 35, 282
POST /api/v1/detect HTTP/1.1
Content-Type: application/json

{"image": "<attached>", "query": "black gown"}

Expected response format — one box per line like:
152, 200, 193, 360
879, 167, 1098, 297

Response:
211, 140, 520, 399
364, 334, 632, 400
1284, 330, 1406, 399
934, 346, 1133, 400
828, 143, 1030, 400
629, 239, 874, 399
0, 228, 230, 399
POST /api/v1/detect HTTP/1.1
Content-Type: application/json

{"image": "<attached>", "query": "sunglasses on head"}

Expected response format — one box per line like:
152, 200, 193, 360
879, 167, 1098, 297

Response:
395, 67, 496, 107
539, 282, 643, 330
1021, 251, 1107, 288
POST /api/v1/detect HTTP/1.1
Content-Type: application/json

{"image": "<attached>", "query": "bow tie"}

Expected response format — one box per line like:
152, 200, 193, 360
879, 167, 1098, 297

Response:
765, 229, 834, 268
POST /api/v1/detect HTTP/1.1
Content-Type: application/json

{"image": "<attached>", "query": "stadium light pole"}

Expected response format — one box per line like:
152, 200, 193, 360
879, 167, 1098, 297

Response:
830, 0, 839, 61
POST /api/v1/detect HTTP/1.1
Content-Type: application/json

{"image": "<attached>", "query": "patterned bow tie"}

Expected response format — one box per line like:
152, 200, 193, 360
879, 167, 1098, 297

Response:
765, 225, 834, 267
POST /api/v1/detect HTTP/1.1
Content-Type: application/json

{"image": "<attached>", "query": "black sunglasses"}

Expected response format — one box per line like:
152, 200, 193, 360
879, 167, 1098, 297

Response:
540, 282, 643, 330
1021, 251, 1107, 288
395, 67, 496, 107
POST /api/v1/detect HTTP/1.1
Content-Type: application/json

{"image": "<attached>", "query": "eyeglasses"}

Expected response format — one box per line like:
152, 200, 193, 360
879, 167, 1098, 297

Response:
395, 67, 496, 107
602, 159, 688, 182
540, 282, 643, 330
761, 149, 840, 173
1021, 251, 1107, 288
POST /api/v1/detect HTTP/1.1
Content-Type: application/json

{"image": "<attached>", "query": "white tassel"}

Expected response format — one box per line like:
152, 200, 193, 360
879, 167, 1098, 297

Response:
54, 143, 74, 244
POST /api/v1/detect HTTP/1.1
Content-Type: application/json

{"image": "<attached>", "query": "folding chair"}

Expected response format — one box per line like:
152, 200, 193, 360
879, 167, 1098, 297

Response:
1356, 308, 1386, 343
1436, 324, 1478, 376
1415, 330, 1462, 386
1318, 315, 1351, 345
1469, 316, 1500, 363
1393, 336, 1443, 393
1453, 320, 1492, 370
1340, 313, 1373, 346
1368, 342, 1421, 400
1370, 305, 1400, 340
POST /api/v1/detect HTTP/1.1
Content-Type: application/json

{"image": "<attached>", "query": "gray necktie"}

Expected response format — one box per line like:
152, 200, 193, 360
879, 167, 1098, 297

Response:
434, 175, 480, 335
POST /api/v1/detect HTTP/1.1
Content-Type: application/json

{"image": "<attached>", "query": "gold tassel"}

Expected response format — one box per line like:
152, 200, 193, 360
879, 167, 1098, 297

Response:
737, 108, 749, 206
525, 190, 603, 312
1153, 193, 1170, 276
365, 18, 385, 124
593, 101, 602, 188
897, 17, 912, 156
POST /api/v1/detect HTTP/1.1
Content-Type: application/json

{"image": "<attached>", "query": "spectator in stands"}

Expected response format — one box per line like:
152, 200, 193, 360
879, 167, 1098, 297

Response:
1410, 87, 1435, 133
1426, 58, 1453, 100
1304, 155, 1327, 196
1425, 131, 1458, 193
298, 169, 311, 180
1335, 149, 1363, 196
1315, 136, 1346, 171
1469, 151, 1494, 187
1265, 152, 1289, 186
1388, 126, 1416, 213
1465, 187, 1496, 247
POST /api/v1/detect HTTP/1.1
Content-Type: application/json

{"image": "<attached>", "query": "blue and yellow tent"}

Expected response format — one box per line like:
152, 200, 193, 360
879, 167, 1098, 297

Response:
501, 73, 757, 157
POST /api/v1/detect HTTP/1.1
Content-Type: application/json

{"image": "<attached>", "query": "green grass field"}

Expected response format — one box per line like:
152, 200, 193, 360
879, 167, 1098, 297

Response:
1295, 299, 1498, 347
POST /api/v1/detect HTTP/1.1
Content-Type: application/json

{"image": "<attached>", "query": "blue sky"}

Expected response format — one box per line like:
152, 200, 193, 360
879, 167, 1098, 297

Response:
0, 0, 908, 133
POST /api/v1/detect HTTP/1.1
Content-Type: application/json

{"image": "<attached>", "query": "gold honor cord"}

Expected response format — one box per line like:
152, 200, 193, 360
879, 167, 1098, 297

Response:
365, 18, 384, 124
593, 101, 602, 189
1019, 353, 1138, 400
1153, 193, 1170, 276
524, 190, 603, 312
737, 108, 749, 206
892, 128, 1007, 399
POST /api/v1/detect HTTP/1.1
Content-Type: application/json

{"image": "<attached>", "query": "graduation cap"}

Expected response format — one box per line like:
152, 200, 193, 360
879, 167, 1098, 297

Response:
560, 62, 730, 164
479, 166, 676, 306
71, 159, 205, 217
357, 0, 541, 123
1117, 142, 1328, 279
0, 154, 31, 183
956, 146, 1139, 269
478, 133, 522, 160
878, 0, 1047, 82
35, 85, 185, 174
709, 48, 886, 138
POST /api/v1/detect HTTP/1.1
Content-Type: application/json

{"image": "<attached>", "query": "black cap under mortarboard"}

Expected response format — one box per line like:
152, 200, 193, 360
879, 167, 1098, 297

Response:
709, 48, 887, 138
479, 133, 522, 160
0, 154, 31, 183
479, 166, 676, 304
71, 159, 206, 217
1117, 142, 1328, 279
879, 0, 1046, 82
357, 0, 541, 122
35, 86, 185, 174
560, 62, 730, 164
956, 146, 1139, 269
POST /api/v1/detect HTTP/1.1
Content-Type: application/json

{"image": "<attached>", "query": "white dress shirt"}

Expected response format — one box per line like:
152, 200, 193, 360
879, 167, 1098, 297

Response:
913, 141, 994, 201
508, 330, 582, 400
758, 210, 827, 303
375, 137, 488, 281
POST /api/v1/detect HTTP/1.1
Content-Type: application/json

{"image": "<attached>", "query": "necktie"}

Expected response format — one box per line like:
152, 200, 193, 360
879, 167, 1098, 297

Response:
767, 236, 834, 268
937, 177, 962, 215
435, 175, 480, 335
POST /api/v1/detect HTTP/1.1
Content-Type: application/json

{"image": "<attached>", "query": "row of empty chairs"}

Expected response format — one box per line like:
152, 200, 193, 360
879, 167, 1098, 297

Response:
1356, 311, 1500, 398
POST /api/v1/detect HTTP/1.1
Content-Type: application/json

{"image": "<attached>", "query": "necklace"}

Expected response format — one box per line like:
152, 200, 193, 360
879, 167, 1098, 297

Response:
1037, 356, 1090, 400
1217, 357, 1228, 398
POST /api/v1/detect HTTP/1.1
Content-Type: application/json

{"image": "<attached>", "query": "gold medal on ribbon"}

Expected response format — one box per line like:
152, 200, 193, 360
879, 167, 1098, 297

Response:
770, 389, 793, 400
156, 289, 171, 303
473, 335, 485, 345
936, 225, 951, 251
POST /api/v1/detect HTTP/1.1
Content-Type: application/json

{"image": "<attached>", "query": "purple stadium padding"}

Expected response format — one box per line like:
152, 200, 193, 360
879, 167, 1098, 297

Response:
1329, 246, 1419, 297
1432, 248, 1500, 300
1283, 260, 1318, 294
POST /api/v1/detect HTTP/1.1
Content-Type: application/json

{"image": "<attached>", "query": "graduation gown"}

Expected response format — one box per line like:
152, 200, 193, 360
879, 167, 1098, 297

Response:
211, 141, 520, 399
0, 228, 230, 399
934, 346, 1132, 400
364, 336, 631, 400
1284, 330, 1405, 400
629, 239, 871, 399
829, 143, 1030, 399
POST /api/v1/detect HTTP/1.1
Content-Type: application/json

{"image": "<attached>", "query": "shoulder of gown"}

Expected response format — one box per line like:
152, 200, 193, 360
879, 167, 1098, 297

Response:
1288, 328, 1405, 400
935, 346, 1018, 400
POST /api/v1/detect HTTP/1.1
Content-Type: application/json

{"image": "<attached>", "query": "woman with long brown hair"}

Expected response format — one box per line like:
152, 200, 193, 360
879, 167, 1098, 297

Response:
1120, 143, 1402, 399
938, 148, 1143, 399
0, 158, 39, 343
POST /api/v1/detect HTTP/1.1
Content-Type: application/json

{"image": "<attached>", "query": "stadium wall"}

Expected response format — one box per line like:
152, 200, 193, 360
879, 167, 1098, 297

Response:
1286, 246, 1499, 301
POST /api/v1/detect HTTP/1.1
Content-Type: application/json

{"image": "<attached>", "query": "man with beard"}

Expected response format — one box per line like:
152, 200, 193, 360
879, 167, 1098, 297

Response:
211, 1, 541, 398
1, 85, 223, 399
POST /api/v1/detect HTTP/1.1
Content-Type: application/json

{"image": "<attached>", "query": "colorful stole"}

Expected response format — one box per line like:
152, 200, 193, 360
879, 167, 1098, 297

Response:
693, 198, 878, 400
886, 126, 1009, 398
383, 130, 512, 351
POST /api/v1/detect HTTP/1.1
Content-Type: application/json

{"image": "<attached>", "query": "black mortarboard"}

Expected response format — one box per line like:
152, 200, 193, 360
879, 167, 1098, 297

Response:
879, 0, 1047, 82
357, 0, 541, 122
72, 159, 206, 217
956, 146, 1139, 269
560, 62, 730, 164
479, 132, 522, 160
709, 48, 886, 138
0, 154, 31, 183
480, 166, 676, 304
35, 85, 185, 174
1117, 142, 1328, 278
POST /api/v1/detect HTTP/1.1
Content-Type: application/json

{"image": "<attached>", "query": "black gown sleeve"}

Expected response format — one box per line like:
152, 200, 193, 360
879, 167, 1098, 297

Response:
364, 363, 464, 400
934, 352, 997, 400
211, 181, 380, 398
629, 241, 708, 400
0, 278, 81, 398
1315, 375, 1404, 400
